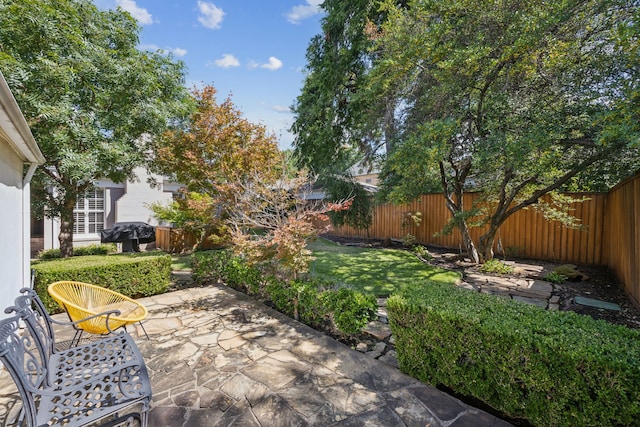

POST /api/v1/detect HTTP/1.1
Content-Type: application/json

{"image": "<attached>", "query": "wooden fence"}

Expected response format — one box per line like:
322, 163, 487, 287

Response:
155, 227, 219, 253
154, 173, 640, 306
325, 174, 640, 306
326, 192, 609, 265
155, 227, 183, 254
605, 174, 640, 305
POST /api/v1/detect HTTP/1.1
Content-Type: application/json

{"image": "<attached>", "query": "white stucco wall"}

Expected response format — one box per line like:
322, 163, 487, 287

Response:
42, 168, 177, 250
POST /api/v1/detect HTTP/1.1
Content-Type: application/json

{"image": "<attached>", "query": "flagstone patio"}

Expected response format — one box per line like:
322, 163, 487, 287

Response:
0, 283, 511, 426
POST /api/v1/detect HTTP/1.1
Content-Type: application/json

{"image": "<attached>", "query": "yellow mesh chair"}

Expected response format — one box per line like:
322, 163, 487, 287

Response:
48, 281, 148, 339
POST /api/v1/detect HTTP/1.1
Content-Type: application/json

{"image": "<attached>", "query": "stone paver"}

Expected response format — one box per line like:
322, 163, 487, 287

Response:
463, 271, 556, 309
135, 284, 512, 426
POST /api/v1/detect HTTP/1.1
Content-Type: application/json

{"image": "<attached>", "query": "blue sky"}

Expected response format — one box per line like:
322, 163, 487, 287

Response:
94, 0, 324, 150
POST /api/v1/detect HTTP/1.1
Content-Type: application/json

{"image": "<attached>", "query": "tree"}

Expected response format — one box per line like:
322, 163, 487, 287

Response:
151, 84, 283, 246
227, 169, 348, 280
153, 84, 347, 278
291, 0, 408, 200
0, 0, 190, 257
325, 176, 373, 239
369, 0, 639, 261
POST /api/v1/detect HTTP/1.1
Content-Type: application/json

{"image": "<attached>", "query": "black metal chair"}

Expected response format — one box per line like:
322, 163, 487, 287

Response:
0, 288, 152, 426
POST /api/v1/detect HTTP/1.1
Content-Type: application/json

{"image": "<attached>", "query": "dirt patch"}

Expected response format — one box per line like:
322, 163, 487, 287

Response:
550, 265, 640, 329
323, 235, 640, 330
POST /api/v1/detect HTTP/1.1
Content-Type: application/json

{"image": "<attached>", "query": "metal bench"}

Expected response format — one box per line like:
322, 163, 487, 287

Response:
0, 288, 151, 427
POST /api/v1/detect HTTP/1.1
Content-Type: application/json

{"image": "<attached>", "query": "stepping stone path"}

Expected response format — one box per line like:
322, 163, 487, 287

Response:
357, 259, 569, 368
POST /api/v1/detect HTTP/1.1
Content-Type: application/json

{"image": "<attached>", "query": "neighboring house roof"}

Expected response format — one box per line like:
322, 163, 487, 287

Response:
0, 72, 45, 165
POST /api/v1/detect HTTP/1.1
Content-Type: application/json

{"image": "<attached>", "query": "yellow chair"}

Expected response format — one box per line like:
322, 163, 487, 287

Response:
48, 281, 148, 339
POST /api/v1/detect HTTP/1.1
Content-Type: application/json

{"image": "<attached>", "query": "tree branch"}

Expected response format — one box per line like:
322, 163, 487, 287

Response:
503, 149, 611, 219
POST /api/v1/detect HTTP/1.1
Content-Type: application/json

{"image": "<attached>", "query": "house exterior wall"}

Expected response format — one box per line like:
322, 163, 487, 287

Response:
0, 142, 27, 311
41, 167, 177, 250
0, 71, 45, 317
354, 173, 379, 187
115, 167, 174, 225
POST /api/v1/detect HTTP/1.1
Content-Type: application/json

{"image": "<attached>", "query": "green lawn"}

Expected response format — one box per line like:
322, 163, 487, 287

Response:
308, 238, 461, 297
171, 253, 192, 271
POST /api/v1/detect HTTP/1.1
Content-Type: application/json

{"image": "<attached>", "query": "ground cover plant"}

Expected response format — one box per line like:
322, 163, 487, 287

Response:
307, 238, 460, 296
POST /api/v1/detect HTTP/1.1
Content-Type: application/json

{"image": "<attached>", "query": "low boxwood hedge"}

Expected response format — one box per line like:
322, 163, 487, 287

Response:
191, 250, 377, 335
32, 252, 171, 313
387, 282, 640, 426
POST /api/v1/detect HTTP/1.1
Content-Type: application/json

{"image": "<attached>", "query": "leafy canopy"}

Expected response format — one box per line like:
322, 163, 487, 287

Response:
152, 84, 347, 278
150, 84, 283, 248
0, 0, 190, 255
369, 0, 640, 259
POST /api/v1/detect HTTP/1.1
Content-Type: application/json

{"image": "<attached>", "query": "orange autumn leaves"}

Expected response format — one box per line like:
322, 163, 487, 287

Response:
153, 84, 350, 278
155, 85, 282, 197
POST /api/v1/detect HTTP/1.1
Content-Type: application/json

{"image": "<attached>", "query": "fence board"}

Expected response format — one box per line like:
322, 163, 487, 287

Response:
605, 175, 640, 306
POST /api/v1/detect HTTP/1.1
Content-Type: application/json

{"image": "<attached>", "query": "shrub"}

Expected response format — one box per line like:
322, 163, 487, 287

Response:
402, 233, 418, 247
195, 251, 376, 335
266, 277, 330, 328
37, 244, 117, 260
191, 249, 234, 284
32, 253, 171, 313
223, 257, 263, 294
553, 264, 588, 281
545, 270, 568, 283
412, 245, 433, 261
387, 282, 640, 426
479, 258, 513, 274
321, 288, 377, 334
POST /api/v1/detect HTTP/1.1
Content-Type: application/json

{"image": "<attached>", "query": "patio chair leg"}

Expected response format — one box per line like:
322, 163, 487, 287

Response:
138, 321, 149, 340
71, 328, 84, 347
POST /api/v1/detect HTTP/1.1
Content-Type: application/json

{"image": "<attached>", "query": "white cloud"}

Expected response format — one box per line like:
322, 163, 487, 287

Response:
116, 0, 153, 25
285, 0, 322, 24
197, 1, 224, 29
139, 44, 187, 57
211, 54, 240, 68
140, 43, 159, 51
255, 56, 283, 71
272, 105, 291, 113
171, 47, 187, 57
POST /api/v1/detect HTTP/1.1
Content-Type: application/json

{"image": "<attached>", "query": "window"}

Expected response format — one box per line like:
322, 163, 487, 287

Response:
73, 189, 105, 235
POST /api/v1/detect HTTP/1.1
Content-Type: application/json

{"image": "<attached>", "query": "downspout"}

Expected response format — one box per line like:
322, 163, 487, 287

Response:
23, 162, 37, 186
23, 162, 38, 281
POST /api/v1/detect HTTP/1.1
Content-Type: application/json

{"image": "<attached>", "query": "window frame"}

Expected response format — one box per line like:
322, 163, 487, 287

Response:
73, 188, 105, 237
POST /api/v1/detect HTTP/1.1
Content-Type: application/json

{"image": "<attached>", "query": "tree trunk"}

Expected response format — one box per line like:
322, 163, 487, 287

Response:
58, 192, 77, 258
440, 173, 480, 263
460, 221, 481, 264
58, 217, 74, 258
478, 224, 500, 262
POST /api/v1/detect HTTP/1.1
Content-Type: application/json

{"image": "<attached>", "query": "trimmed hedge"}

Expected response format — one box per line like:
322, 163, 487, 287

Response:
387, 282, 640, 426
32, 252, 171, 313
191, 250, 377, 335
37, 243, 118, 259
